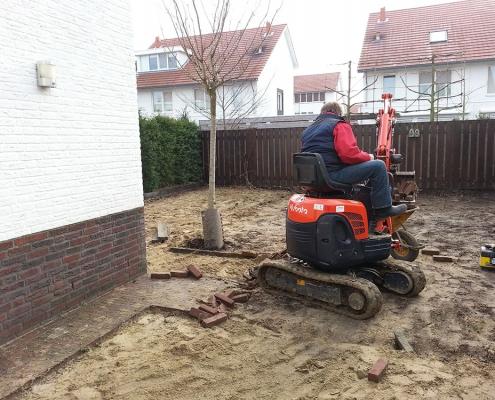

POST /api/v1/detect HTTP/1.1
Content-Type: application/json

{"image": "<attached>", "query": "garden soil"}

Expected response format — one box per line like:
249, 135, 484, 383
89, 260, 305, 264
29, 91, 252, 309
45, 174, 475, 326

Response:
20, 188, 495, 400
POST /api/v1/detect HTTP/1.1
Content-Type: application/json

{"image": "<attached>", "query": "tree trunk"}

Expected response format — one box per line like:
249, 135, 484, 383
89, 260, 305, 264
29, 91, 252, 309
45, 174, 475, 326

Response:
203, 90, 224, 249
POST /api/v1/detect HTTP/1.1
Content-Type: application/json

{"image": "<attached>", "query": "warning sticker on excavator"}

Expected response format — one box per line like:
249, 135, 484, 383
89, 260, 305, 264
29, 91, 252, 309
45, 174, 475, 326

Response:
336, 205, 345, 212
296, 279, 306, 286
314, 204, 324, 211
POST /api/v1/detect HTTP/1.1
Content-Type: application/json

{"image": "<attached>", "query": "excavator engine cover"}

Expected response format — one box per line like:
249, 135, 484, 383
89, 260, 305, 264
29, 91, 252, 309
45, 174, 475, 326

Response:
286, 194, 391, 271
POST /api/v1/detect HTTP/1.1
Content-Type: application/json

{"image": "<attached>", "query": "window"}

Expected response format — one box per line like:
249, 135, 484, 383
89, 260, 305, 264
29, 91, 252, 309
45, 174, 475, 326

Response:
320, 92, 325, 101
436, 70, 451, 97
300, 93, 306, 102
429, 30, 448, 43
152, 91, 173, 112
295, 93, 300, 103
488, 66, 495, 94
419, 71, 432, 96
383, 75, 395, 95
148, 52, 179, 71
194, 88, 210, 110
168, 54, 178, 69
307, 93, 313, 102
149, 54, 159, 71
277, 89, 284, 115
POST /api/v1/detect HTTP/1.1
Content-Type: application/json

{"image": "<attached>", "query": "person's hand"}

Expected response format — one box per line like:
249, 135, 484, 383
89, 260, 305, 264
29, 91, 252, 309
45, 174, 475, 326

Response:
369, 153, 375, 160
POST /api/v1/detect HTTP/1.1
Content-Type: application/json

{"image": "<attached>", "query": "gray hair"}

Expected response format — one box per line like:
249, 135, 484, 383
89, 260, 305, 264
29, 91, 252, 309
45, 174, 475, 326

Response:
320, 102, 343, 116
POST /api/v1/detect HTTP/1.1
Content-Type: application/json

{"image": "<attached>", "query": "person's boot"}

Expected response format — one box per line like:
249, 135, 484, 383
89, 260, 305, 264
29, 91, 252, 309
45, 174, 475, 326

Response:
373, 204, 407, 219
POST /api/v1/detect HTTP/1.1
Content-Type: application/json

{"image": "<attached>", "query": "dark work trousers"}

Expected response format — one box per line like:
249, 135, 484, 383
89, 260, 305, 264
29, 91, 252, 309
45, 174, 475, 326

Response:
328, 160, 391, 209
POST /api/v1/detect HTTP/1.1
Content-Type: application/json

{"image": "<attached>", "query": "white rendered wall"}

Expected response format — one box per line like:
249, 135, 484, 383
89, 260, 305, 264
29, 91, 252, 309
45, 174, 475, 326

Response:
361, 61, 495, 121
0, 0, 143, 241
294, 90, 340, 115
138, 81, 262, 123
256, 28, 296, 117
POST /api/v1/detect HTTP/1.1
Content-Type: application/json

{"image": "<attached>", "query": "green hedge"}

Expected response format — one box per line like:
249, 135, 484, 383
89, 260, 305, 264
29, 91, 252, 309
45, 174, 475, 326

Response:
139, 114, 203, 193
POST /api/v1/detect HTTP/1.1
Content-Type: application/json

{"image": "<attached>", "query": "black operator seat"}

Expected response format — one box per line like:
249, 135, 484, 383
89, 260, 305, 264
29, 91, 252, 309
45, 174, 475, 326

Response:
293, 152, 353, 195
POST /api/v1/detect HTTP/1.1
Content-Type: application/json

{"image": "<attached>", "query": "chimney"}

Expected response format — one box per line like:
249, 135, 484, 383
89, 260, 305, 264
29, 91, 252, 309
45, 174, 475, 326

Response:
378, 7, 386, 22
153, 36, 161, 48
265, 21, 272, 32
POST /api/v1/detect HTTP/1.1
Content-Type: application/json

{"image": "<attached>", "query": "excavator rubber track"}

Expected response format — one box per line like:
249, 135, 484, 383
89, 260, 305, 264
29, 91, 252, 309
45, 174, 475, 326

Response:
258, 259, 383, 320
351, 260, 426, 297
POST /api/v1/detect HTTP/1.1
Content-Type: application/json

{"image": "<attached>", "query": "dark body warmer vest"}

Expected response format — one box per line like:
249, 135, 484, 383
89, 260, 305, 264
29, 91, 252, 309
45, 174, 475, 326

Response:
301, 113, 346, 172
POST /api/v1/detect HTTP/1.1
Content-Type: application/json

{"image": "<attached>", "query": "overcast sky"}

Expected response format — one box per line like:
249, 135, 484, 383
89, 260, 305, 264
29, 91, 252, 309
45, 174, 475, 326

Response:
130, 0, 455, 82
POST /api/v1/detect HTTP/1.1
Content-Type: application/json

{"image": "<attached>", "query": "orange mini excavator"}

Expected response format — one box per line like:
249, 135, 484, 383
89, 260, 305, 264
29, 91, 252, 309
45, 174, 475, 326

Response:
258, 94, 425, 319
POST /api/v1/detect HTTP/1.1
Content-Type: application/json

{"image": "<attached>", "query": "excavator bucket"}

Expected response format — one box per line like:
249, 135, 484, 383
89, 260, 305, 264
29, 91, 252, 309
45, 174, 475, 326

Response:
391, 207, 416, 232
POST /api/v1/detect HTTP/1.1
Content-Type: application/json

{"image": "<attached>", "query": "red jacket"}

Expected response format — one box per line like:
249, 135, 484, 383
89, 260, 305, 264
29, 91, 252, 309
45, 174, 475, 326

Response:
332, 119, 371, 164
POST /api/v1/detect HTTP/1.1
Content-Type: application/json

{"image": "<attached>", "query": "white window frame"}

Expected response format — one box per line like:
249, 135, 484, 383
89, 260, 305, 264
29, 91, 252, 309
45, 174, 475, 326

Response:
419, 71, 432, 97
194, 88, 210, 110
383, 75, 395, 96
148, 52, 179, 71
488, 65, 495, 94
436, 70, 451, 98
429, 30, 448, 43
152, 90, 173, 113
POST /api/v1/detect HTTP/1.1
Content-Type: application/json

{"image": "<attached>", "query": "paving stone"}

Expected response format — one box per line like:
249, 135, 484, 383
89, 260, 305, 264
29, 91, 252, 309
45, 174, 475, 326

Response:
394, 330, 414, 352
231, 293, 250, 303
189, 307, 210, 321
187, 265, 203, 280
422, 248, 440, 256
368, 358, 388, 382
198, 304, 219, 315
201, 313, 228, 328
170, 270, 190, 278
150, 272, 171, 280
215, 292, 235, 307
433, 255, 456, 262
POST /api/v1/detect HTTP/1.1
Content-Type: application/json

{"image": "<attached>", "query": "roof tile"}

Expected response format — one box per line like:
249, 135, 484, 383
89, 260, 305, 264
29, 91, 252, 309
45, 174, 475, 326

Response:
137, 24, 287, 88
358, 0, 495, 71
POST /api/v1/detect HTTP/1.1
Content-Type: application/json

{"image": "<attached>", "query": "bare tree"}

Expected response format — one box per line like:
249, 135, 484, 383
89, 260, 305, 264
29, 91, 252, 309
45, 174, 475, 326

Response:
163, 0, 277, 249
323, 60, 378, 120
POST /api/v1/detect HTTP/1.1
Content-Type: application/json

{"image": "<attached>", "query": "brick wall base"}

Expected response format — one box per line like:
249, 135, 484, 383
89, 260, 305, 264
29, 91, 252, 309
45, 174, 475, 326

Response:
0, 207, 146, 345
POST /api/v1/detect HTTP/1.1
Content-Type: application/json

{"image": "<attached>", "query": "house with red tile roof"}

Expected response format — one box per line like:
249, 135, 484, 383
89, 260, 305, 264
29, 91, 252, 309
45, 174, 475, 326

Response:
136, 24, 298, 122
358, 0, 495, 121
293, 73, 342, 115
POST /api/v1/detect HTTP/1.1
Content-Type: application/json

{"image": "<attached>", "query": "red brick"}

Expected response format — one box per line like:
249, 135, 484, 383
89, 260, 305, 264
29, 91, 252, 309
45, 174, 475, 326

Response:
208, 295, 219, 307
0, 240, 14, 251
433, 255, 456, 262
201, 312, 228, 328
150, 272, 171, 280
231, 293, 251, 303
28, 247, 49, 259
14, 232, 47, 247
421, 248, 440, 256
8, 244, 32, 256
20, 267, 40, 280
187, 265, 203, 279
368, 358, 388, 382
171, 270, 190, 278
215, 293, 235, 307
189, 307, 210, 321
63, 254, 80, 264
199, 304, 219, 315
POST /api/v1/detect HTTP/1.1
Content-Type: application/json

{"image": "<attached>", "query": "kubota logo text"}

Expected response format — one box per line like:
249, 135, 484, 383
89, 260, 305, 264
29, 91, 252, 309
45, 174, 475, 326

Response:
289, 203, 308, 215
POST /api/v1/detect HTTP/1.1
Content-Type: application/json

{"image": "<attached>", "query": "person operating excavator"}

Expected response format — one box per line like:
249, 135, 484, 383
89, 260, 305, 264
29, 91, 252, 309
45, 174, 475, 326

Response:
301, 101, 406, 219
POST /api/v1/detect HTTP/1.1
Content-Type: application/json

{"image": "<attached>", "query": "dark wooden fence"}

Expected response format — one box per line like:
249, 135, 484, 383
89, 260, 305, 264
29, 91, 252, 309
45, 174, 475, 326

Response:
201, 120, 495, 190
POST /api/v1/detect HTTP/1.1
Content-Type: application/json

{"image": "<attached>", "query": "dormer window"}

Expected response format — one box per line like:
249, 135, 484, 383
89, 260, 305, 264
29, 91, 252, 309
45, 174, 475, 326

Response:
137, 50, 185, 73
148, 53, 178, 71
429, 30, 447, 43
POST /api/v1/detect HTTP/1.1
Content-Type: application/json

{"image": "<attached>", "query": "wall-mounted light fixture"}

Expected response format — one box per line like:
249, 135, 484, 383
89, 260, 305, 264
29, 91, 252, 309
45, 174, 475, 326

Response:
36, 61, 56, 88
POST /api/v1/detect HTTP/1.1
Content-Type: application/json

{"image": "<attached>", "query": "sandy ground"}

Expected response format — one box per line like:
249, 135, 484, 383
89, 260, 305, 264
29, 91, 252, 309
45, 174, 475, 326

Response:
20, 187, 495, 400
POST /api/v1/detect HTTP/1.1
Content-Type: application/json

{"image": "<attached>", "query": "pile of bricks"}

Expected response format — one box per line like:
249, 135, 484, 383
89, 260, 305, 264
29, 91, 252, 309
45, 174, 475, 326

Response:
150, 265, 203, 280
189, 289, 251, 328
